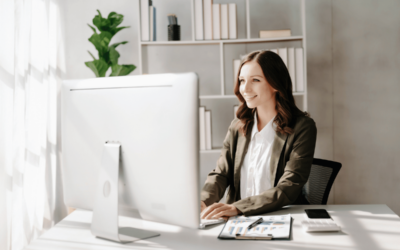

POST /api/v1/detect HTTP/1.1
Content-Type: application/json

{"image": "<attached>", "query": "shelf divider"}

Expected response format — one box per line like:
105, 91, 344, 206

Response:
191, 0, 195, 41
246, 0, 250, 39
300, 0, 308, 111
220, 42, 225, 95
137, 0, 143, 74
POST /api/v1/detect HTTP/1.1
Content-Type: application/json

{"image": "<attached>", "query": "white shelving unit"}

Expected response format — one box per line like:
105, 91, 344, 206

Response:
136, 0, 307, 153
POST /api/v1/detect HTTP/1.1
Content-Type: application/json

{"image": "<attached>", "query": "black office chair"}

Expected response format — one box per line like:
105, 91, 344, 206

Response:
303, 158, 342, 205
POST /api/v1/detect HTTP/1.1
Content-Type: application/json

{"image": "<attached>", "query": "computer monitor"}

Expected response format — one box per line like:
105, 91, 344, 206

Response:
61, 73, 200, 243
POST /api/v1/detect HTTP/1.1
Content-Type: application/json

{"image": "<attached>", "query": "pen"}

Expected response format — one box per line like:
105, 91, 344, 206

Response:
247, 217, 263, 230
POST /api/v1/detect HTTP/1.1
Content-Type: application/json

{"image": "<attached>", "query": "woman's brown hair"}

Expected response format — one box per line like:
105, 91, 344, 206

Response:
234, 50, 308, 135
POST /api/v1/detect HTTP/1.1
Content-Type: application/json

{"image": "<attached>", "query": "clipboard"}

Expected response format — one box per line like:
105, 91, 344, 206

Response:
218, 214, 292, 240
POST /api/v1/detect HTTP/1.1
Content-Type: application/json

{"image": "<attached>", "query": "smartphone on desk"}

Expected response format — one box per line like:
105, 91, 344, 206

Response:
302, 209, 341, 232
305, 209, 331, 219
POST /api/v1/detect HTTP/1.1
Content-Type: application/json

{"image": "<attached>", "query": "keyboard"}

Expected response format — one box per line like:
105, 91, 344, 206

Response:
199, 218, 225, 228
301, 219, 341, 232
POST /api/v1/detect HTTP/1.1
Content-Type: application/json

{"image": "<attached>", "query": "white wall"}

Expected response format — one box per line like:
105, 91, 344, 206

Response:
305, 0, 335, 203
331, 0, 400, 213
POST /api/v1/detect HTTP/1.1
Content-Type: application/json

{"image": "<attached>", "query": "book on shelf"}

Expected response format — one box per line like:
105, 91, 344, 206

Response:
212, 4, 221, 40
295, 48, 304, 92
267, 47, 303, 92
220, 4, 229, 39
259, 29, 291, 38
203, 0, 213, 40
233, 59, 241, 82
199, 107, 206, 150
194, 0, 204, 40
288, 48, 296, 92
205, 110, 212, 150
234, 105, 239, 119
228, 3, 237, 39
278, 48, 288, 67
140, 0, 150, 41
149, 5, 156, 41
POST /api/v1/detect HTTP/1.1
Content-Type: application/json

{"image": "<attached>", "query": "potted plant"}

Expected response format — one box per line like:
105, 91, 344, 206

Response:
85, 10, 136, 77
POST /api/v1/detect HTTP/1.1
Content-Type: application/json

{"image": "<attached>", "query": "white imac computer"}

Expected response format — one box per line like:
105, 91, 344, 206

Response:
61, 73, 200, 243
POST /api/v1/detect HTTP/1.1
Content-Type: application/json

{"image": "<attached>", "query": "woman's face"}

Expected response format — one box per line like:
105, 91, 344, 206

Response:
239, 60, 276, 109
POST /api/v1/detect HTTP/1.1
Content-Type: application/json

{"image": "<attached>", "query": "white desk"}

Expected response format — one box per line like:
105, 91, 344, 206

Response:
25, 204, 400, 250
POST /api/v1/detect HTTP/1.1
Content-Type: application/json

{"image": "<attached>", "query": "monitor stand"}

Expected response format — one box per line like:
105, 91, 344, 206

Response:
90, 142, 160, 243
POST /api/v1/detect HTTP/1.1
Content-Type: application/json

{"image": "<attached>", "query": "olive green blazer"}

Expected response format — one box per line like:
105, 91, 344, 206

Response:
201, 115, 317, 216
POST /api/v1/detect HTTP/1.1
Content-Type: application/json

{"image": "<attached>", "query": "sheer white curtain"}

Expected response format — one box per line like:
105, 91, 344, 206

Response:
0, 0, 67, 249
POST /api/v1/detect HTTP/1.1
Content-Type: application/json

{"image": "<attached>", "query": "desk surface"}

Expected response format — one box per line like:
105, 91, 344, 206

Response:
25, 204, 400, 250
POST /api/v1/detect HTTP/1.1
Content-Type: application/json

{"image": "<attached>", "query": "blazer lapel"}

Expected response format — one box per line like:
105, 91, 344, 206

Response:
269, 131, 288, 187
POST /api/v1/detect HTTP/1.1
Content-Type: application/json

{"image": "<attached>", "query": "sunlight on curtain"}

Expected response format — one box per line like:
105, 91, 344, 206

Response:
0, 0, 67, 249
0, 1, 15, 249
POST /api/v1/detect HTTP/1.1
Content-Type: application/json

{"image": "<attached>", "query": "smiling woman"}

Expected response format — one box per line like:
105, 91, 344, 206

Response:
235, 51, 307, 136
200, 50, 317, 220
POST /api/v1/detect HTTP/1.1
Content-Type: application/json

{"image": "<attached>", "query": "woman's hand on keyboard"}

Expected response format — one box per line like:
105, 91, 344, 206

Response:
200, 201, 207, 213
200, 203, 241, 220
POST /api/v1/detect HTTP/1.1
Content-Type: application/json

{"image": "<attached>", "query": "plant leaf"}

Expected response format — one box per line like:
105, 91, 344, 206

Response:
92, 10, 128, 37
110, 41, 128, 49
85, 58, 109, 77
108, 12, 124, 29
93, 10, 110, 32
88, 31, 112, 58
96, 10, 102, 18
110, 26, 130, 36
88, 51, 96, 60
110, 64, 136, 76
109, 47, 120, 65
87, 24, 97, 33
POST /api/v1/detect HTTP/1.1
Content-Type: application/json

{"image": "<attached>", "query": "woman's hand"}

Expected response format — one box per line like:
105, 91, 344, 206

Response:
200, 203, 241, 219
200, 201, 207, 213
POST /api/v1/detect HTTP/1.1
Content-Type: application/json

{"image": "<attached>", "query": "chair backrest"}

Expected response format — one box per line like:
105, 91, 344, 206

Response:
303, 158, 342, 205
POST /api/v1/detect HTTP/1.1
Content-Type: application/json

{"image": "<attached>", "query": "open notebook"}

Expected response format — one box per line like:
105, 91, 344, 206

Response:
218, 214, 292, 240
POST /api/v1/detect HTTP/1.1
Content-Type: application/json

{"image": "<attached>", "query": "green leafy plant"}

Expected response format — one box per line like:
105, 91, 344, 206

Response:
85, 10, 136, 77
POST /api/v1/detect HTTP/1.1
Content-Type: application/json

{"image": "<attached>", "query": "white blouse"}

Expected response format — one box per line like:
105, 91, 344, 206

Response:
240, 112, 276, 200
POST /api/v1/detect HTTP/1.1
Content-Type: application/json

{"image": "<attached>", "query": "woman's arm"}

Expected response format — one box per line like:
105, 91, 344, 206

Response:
233, 117, 317, 216
200, 120, 237, 206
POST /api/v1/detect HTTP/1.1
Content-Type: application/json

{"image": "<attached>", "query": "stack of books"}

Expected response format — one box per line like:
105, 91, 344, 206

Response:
199, 107, 213, 150
232, 48, 304, 92
199, 105, 239, 150
194, 0, 237, 40
140, 0, 156, 41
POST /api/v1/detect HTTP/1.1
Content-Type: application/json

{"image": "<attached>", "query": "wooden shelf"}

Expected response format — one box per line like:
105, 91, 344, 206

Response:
140, 40, 219, 45
222, 36, 303, 44
200, 149, 222, 153
140, 36, 303, 46
199, 92, 304, 99
200, 95, 236, 99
